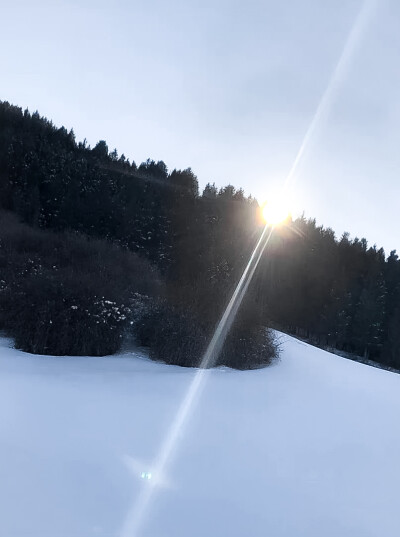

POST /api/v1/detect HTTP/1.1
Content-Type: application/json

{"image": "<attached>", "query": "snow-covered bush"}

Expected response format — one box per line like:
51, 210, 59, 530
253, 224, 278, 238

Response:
0, 212, 160, 355
133, 299, 278, 369
219, 324, 278, 369
133, 300, 208, 367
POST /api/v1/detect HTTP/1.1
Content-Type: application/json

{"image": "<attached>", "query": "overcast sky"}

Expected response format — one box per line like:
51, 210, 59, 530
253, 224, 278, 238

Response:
2, 0, 400, 253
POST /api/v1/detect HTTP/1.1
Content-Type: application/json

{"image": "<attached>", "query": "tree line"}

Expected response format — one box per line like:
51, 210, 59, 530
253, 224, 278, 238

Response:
0, 100, 399, 370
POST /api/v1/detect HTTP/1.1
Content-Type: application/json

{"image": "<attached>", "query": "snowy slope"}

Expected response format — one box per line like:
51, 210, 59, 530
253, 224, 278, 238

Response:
0, 332, 399, 537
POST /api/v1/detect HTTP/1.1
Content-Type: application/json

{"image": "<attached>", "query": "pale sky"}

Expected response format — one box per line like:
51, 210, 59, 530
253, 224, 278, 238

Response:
2, 0, 400, 254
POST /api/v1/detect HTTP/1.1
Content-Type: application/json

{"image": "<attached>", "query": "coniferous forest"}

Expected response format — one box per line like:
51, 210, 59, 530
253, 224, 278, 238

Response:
1, 100, 399, 370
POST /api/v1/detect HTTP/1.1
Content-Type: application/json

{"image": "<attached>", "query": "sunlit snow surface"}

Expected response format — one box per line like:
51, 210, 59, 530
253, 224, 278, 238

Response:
0, 332, 399, 537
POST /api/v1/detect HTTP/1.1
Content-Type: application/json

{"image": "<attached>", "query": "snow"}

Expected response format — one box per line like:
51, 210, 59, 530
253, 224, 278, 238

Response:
0, 332, 399, 537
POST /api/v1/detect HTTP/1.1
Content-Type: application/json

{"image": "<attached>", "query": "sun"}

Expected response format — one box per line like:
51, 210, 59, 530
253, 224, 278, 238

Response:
262, 193, 290, 225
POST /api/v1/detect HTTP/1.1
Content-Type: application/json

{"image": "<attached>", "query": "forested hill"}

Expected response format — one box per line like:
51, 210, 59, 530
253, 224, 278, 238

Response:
0, 100, 399, 370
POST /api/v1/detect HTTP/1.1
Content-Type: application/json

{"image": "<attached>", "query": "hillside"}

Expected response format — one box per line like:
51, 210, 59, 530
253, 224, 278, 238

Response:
0, 332, 399, 537
1, 101, 400, 369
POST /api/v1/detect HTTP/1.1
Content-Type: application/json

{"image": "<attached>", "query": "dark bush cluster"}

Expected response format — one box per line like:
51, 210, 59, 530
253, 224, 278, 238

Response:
0, 212, 160, 355
133, 299, 277, 369
220, 324, 278, 370
134, 300, 208, 367
0, 209, 278, 368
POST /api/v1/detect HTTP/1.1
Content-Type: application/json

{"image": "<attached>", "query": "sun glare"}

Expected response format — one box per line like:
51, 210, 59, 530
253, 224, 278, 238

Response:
262, 194, 290, 225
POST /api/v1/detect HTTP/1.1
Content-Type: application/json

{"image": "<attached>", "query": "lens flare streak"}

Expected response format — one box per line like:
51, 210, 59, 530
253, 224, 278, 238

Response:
119, 2, 378, 535
119, 225, 274, 537
283, 0, 377, 193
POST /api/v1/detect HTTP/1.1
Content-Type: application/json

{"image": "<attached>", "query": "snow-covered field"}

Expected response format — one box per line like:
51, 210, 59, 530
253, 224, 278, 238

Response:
0, 332, 399, 537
